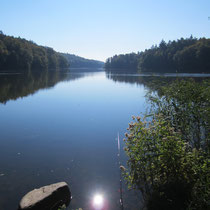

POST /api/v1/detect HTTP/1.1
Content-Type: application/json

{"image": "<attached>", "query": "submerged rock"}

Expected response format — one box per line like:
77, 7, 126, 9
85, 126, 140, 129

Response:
18, 182, 71, 210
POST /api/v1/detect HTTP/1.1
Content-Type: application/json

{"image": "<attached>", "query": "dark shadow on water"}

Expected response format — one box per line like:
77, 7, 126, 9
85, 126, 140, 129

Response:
0, 70, 86, 104
106, 72, 210, 93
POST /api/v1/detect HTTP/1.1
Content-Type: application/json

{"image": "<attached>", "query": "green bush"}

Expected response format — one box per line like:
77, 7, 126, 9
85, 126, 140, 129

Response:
124, 79, 210, 209
148, 79, 210, 151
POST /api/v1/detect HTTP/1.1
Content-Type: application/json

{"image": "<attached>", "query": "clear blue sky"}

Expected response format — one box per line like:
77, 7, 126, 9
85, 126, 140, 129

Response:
0, 0, 210, 61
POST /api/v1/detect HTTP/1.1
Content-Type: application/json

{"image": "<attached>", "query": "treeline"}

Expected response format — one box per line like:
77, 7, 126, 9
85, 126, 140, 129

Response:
105, 53, 139, 70
61, 53, 104, 68
0, 31, 69, 71
105, 37, 210, 73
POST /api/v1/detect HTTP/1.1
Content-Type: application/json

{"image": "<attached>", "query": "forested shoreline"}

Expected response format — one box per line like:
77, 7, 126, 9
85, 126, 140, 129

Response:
0, 32, 69, 71
105, 37, 210, 73
1, 32, 210, 73
61, 53, 104, 68
0, 32, 104, 71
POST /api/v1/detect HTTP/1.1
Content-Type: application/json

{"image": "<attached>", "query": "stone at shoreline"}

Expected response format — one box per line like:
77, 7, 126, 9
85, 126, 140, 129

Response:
18, 182, 71, 210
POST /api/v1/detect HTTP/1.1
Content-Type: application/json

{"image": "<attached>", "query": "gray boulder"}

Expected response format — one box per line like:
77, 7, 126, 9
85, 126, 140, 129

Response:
18, 182, 71, 210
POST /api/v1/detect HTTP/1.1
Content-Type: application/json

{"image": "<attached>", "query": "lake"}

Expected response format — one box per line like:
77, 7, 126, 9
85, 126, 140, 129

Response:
0, 70, 209, 210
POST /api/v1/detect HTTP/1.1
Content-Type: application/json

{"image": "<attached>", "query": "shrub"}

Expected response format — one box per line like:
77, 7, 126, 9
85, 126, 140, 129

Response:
124, 79, 210, 209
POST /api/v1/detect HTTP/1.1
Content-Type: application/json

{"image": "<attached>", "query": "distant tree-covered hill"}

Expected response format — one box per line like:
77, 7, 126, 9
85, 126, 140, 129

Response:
0, 31, 69, 71
105, 37, 210, 73
61, 53, 104, 68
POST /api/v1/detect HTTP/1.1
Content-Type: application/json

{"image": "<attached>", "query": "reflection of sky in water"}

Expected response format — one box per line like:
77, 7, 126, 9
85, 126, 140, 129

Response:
92, 194, 104, 209
0, 71, 147, 209
1, 72, 208, 209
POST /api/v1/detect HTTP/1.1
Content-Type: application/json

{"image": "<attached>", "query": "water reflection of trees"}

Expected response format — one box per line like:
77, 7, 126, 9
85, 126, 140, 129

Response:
106, 73, 208, 94
0, 71, 84, 104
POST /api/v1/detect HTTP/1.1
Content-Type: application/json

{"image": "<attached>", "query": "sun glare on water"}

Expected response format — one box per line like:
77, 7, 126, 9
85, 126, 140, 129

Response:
93, 194, 104, 209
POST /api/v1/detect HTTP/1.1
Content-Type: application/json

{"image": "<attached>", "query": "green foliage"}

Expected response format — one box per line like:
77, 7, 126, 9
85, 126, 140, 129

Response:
61, 53, 104, 68
0, 33, 69, 71
149, 79, 210, 151
105, 37, 210, 73
124, 79, 210, 210
58, 204, 67, 210
105, 53, 140, 71
138, 37, 199, 73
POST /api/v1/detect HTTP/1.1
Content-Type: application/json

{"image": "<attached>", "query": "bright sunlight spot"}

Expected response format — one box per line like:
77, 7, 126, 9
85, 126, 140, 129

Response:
93, 194, 104, 209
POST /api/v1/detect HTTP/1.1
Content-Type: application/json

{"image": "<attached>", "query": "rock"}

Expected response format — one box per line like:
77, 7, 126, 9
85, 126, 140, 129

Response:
18, 182, 71, 210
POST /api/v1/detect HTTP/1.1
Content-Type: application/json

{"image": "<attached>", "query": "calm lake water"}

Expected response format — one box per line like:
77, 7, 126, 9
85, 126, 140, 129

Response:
0, 70, 209, 210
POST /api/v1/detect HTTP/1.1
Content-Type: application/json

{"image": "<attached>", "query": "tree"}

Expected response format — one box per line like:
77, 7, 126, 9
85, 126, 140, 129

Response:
0, 33, 69, 71
105, 37, 210, 73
